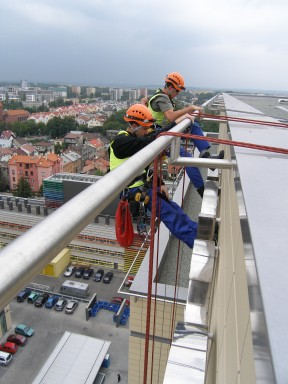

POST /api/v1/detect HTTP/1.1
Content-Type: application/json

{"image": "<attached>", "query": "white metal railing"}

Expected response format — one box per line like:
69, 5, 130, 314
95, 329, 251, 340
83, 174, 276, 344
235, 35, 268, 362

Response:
0, 118, 197, 311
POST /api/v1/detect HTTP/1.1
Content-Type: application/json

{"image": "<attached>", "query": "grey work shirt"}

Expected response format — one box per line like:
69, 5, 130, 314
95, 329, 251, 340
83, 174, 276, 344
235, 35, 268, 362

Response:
149, 93, 174, 126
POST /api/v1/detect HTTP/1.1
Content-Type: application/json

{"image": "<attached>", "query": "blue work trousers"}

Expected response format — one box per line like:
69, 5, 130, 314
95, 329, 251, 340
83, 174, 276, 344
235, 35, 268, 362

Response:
180, 147, 203, 189
167, 121, 210, 189
129, 187, 197, 249
182, 121, 211, 189
189, 121, 210, 153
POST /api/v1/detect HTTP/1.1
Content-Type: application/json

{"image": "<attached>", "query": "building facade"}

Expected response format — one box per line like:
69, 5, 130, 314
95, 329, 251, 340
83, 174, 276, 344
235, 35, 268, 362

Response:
8, 154, 63, 191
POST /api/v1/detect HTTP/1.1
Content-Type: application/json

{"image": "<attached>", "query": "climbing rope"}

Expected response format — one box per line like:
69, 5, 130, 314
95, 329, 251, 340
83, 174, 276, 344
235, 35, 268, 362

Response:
159, 131, 288, 155
199, 112, 288, 129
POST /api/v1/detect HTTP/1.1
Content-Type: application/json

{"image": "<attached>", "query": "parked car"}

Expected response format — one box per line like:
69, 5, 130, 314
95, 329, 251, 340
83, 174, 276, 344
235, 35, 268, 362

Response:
15, 324, 34, 337
103, 271, 114, 284
54, 298, 67, 311
34, 293, 49, 308
27, 291, 40, 304
16, 288, 31, 303
94, 269, 104, 282
65, 300, 79, 314
0, 351, 12, 366
124, 276, 134, 288
74, 266, 85, 278
45, 295, 60, 309
111, 297, 130, 306
64, 265, 76, 277
7, 334, 27, 346
83, 267, 94, 280
0, 342, 18, 355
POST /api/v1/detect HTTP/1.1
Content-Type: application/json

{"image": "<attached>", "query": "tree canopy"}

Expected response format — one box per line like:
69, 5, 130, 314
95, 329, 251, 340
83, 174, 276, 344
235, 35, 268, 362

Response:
13, 177, 34, 198
102, 109, 127, 131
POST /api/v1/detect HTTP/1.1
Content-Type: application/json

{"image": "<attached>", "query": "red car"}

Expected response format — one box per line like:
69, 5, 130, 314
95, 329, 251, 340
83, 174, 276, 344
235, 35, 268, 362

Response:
7, 334, 27, 346
111, 297, 130, 307
0, 342, 18, 355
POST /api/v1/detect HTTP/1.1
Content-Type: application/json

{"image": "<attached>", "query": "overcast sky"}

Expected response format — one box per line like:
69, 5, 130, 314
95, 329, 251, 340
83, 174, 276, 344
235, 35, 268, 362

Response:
1, 0, 288, 92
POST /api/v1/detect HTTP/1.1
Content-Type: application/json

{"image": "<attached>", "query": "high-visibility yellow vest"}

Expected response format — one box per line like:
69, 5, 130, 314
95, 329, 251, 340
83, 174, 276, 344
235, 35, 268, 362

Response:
147, 90, 165, 126
109, 130, 145, 189
148, 89, 176, 126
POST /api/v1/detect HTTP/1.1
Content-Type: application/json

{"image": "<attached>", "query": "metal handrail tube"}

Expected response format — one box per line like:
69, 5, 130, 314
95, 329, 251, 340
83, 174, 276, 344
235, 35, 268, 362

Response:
0, 119, 191, 310
171, 157, 234, 169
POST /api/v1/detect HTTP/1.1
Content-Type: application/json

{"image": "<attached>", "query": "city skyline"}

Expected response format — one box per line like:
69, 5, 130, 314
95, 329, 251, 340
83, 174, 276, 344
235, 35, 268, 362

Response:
1, 79, 288, 97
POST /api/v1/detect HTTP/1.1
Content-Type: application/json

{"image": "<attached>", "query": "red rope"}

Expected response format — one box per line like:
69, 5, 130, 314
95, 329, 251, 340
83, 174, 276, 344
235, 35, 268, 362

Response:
199, 112, 288, 129
143, 157, 160, 384
158, 131, 288, 155
149, 156, 163, 384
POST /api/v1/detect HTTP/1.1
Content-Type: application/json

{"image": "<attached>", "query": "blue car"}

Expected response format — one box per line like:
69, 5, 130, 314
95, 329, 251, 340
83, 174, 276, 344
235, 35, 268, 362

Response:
45, 295, 60, 309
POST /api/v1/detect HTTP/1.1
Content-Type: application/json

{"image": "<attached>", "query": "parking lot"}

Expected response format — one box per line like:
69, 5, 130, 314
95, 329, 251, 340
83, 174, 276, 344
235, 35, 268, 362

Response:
0, 270, 130, 384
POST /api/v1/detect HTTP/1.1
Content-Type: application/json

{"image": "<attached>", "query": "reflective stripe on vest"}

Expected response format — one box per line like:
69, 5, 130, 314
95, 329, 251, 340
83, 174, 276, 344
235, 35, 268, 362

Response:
147, 90, 165, 126
109, 130, 145, 189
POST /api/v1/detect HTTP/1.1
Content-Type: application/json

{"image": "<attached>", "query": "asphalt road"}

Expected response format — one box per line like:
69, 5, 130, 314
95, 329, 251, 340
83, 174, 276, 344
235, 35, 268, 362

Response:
0, 271, 130, 384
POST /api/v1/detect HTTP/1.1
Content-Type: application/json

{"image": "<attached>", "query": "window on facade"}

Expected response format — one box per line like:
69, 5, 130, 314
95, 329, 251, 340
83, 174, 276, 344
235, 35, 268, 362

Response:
13, 177, 15, 181
31, 171, 33, 176
12, 170, 15, 175
20, 163, 22, 167
25, 171, 28, 176
19, 170, 23, 175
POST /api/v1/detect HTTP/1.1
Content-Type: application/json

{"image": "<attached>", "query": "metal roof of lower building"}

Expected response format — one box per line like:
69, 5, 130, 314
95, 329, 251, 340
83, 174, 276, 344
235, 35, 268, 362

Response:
32, 331, 110, 384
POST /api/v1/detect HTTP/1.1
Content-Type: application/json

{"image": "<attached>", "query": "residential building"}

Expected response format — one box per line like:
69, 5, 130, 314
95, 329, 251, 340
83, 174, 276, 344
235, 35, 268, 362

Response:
48, 86, 67, 99
0, 102, 30, 123
0, 148, 14, 162
0, 129, 16, 141
13, 137, 28, 149
140, 88, 148, 98
129, 89, 141, 101
81, 158, 109, 175
21, 80, 28, 89
33, 141, 54, 154
86, 87, 95, 96
68, 143, 97, 167
8, 153, 63, 191
61, 150, 82, 173
110, 88, 123, 101
20, 143, 38, 156
63, 132, 84, 146
0, 139, 12, 149
71, 86, 81, 97
75, 115, 103, 128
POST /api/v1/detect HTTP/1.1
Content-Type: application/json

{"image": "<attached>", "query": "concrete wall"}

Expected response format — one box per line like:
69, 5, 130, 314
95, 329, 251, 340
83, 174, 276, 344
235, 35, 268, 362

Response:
128, 297, 184, 384
205, 125, 256, 383
0, 306, 12, 339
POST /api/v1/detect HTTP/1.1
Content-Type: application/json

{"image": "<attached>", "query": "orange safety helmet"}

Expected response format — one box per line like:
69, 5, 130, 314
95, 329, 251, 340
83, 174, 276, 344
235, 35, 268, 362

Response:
165, 72, 186, 91
124, 104, 156, 127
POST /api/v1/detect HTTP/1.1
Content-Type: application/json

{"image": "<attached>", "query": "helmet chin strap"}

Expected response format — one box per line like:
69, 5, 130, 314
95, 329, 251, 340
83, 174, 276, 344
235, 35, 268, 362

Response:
129, 123, 143, 134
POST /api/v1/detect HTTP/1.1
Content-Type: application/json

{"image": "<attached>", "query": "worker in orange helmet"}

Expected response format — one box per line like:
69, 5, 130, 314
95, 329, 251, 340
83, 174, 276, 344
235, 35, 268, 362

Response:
143, 72, 224, 198
109, 103, 198, 249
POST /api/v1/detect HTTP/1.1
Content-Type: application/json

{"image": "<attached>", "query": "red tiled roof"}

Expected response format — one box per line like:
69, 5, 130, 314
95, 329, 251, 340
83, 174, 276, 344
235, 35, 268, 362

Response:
7, 110, 30, 116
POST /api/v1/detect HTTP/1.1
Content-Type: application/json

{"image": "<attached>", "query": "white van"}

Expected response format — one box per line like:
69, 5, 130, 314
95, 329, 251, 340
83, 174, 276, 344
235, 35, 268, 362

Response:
0, 351, 13, 366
